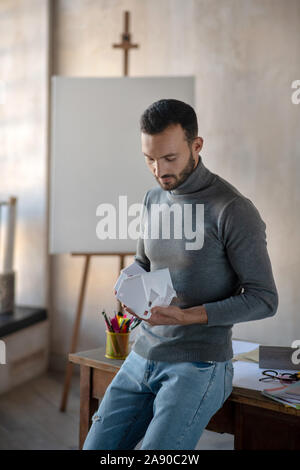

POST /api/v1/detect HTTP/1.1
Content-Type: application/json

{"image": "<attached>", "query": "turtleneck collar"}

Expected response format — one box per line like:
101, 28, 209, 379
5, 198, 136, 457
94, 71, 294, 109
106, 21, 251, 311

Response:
168, 155, 216, 196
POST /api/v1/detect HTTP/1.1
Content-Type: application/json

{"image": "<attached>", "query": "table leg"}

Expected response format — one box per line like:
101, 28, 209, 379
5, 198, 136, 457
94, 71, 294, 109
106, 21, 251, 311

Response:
234, 403, 243, 450
79, 365, 98, 449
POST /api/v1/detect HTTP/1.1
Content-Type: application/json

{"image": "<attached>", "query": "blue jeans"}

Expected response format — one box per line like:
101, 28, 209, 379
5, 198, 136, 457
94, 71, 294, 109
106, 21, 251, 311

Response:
82, 350, 234, 450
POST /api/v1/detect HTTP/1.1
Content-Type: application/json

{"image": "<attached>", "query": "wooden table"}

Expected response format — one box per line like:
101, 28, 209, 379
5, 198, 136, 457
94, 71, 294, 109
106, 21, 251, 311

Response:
69, 346, 300, 450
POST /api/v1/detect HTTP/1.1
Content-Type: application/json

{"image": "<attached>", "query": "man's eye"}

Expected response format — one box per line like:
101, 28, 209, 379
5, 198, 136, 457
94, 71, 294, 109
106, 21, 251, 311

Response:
165, 157, 176, 162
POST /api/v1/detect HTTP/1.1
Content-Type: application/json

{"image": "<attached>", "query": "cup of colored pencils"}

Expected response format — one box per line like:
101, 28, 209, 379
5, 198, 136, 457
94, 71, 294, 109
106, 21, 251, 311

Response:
101, 310, 142, 360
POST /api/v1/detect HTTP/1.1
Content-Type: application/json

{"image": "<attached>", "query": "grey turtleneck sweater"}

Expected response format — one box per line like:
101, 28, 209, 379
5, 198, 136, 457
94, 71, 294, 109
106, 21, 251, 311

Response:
132, 155, 278, 362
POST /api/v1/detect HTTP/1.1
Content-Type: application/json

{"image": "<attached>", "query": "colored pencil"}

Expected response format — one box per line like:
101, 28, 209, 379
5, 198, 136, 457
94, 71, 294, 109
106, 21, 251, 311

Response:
101, 310, 113, 332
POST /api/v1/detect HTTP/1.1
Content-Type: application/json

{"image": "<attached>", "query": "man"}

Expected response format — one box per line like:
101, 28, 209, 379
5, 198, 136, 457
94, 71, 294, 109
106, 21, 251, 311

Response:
83, 99, 278, 450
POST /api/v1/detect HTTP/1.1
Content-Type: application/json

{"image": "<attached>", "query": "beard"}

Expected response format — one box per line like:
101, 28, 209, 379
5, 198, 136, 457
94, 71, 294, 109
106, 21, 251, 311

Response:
155, 151, 197, 191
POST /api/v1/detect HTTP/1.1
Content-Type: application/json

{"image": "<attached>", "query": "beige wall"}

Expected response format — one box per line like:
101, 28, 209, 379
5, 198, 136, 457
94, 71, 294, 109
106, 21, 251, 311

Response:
3, 0, 298, 370
0, 0, 48, 307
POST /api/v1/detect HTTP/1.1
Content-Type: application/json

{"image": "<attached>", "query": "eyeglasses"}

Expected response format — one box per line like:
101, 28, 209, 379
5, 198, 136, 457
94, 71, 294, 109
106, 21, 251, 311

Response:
259, 369, 300, 384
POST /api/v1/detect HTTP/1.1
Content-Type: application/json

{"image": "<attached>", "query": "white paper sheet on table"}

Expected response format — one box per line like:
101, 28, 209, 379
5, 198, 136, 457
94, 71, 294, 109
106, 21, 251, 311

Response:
232, 340, 298, 391
232, 339, 260, 363
232, 339, 259, 356
114, 261, 177, 319
232, 361, 299, 391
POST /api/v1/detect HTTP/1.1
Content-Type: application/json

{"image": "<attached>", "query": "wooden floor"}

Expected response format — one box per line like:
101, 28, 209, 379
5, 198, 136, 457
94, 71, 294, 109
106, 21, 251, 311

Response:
0, 370, 81, 450
0, 370, 234, 450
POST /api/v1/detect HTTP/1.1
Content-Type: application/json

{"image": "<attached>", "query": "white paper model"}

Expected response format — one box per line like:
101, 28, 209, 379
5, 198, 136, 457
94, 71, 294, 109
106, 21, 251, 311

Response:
114, 262, 177, 319
114, 261, 146, 293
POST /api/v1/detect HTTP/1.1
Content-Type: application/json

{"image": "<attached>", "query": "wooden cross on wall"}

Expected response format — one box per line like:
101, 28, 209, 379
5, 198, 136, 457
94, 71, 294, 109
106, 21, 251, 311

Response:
113, 11, 139, 76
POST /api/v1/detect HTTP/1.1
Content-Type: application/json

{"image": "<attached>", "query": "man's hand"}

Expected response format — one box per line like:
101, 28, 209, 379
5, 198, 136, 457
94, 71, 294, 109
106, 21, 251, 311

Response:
114, 288, 208, 326
123, 304, 185, 326
122, 304, 208, 326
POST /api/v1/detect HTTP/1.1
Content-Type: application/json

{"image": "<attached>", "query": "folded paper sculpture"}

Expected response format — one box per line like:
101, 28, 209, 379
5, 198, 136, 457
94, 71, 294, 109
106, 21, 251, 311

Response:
114, 261, 177, 319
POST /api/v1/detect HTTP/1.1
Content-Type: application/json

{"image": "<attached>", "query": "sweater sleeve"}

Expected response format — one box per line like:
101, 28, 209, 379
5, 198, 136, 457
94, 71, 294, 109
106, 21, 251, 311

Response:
204, 197, 279, 326
134, 190, 151, 272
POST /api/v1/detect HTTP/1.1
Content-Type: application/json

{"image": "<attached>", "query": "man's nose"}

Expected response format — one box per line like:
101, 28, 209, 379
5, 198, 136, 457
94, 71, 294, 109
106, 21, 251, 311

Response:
153, 160, 165, 178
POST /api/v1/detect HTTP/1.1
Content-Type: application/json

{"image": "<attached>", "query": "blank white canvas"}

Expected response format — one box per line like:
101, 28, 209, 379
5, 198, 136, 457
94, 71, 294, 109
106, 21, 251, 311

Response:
49, 76, 195, 254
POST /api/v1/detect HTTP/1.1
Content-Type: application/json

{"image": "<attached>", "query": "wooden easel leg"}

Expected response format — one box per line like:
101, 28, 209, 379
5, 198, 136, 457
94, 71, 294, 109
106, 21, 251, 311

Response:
60, 254, 91, 412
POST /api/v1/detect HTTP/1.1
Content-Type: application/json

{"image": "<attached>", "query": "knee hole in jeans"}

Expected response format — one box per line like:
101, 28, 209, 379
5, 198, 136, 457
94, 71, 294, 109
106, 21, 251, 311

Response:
91, 412, 102, 423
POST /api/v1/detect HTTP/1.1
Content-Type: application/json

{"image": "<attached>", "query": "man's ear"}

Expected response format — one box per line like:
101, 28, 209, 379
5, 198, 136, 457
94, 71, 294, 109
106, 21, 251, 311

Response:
194, 137, 203, 153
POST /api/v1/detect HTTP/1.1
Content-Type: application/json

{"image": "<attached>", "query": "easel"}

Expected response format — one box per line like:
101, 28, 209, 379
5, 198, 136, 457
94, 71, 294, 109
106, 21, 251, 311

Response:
60, 10, 139, 412
113, 10, 139, 76
59, 252, 135, 412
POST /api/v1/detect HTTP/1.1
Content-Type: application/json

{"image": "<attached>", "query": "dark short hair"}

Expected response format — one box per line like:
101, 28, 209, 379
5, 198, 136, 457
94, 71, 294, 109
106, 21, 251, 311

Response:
140, 99, 198, 146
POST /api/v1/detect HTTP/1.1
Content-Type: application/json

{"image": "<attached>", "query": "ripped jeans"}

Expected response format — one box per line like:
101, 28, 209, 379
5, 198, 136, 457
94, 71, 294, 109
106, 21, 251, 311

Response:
82, 350, 234, 450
